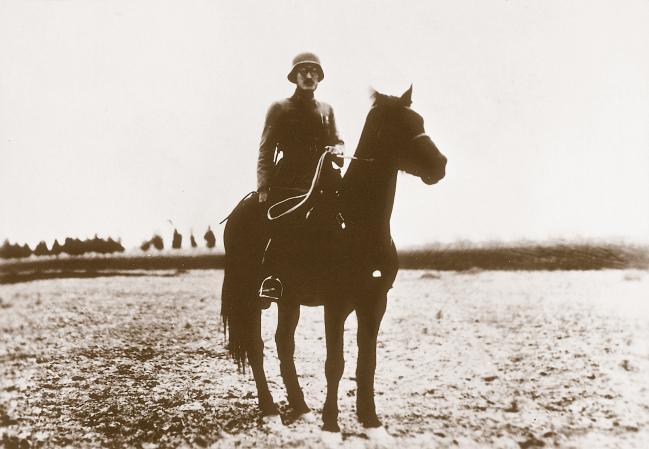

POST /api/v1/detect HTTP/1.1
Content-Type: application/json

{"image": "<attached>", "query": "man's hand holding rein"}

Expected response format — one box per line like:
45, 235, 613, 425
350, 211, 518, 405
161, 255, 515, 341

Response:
258, 188, 269, 203
325, 145, 345, 167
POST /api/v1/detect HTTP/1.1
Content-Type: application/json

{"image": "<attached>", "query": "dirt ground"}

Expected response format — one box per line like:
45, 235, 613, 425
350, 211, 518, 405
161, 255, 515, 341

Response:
1, 269, 648, 448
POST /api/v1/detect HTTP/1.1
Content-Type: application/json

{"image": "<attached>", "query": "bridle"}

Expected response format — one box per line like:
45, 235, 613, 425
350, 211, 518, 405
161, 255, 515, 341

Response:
409, 132, 429, 143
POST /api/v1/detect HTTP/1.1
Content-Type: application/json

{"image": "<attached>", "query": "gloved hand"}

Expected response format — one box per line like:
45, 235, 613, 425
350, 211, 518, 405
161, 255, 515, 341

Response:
325, 146, 344, 167
325, 145, 344, 156
258, 189, 269, 203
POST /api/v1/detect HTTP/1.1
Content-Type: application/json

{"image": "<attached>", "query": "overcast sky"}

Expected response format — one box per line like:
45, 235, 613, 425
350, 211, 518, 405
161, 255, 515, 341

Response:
1, 0, 648, 249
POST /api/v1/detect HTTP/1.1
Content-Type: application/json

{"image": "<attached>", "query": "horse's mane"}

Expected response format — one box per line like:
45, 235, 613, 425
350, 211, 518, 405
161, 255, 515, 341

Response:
341, 87, 414, 220
344, 87, 413, 170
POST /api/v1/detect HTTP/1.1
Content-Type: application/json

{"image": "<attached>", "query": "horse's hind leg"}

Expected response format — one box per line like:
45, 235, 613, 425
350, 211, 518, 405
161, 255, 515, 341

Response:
275, 303, 310, 416
355, 293, 387, 428
247, 307, 279, 418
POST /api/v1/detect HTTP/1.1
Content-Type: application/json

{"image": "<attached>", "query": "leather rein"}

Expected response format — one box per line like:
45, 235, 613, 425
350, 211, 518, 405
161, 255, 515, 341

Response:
266, 151, 374, 221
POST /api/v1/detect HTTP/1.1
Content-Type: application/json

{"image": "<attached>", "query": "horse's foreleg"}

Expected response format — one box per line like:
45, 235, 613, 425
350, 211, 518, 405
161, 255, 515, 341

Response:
247, 307, 278, 417
322, 303, 351, 432
275, 303, 310, 415
355, 293, 387, 428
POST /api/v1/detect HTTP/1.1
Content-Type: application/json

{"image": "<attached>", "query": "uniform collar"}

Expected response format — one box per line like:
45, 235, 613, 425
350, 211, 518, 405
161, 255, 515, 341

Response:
291, 88, 316, 105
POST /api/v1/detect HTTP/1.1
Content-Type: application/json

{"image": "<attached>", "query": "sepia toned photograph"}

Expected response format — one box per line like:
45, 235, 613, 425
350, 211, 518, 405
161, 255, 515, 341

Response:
1, 1, 648, 448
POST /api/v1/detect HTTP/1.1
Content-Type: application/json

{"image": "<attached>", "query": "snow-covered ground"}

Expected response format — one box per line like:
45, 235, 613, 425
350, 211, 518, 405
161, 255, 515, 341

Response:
1, 270, 648, 448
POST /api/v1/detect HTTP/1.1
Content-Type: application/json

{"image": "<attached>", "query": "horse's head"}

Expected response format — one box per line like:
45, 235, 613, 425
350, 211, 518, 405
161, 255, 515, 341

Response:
370, 86, 447, 185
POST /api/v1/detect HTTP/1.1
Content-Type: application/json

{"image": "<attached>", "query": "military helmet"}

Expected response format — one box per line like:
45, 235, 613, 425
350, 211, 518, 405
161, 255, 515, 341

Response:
287, 52, 325, 83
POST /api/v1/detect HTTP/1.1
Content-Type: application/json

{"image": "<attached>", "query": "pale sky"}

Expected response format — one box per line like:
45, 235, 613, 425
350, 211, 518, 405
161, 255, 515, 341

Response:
1, 0, 648, 249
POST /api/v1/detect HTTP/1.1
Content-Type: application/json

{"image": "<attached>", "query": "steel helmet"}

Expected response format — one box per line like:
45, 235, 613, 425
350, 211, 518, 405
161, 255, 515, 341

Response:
287, 52, 325, 83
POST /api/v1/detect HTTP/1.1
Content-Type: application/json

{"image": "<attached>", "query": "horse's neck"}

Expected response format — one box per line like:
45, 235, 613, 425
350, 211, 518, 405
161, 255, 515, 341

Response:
342, 133, 397, 241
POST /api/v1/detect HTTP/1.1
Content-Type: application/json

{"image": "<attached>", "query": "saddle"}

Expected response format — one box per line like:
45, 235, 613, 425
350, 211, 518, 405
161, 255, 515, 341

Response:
259, 166, 346, 305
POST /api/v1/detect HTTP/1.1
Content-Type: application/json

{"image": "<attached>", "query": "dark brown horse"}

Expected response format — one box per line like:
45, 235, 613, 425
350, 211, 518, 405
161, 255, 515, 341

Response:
221, 86, 447, 444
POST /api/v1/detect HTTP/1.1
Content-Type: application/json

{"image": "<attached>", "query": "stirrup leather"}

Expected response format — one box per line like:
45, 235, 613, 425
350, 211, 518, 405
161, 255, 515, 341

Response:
259, 276, 283, 302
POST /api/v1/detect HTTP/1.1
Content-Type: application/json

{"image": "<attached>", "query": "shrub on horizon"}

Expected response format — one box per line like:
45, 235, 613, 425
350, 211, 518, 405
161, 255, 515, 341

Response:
33, 241, 50, 256
0, 240, 12, 259
62, 237, 84, 256
0, 240, 33, 259
51, 240, 63, 256
106, 237, 125, 253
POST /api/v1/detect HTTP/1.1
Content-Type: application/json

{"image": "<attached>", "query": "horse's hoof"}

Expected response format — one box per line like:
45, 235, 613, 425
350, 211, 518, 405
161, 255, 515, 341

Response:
364, 426, 393, 449
320, 430, 343, 448
261, 414, 283, 432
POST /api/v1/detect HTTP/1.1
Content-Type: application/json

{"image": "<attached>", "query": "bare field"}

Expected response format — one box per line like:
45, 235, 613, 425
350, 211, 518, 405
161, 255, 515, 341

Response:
1, 270, 648, 448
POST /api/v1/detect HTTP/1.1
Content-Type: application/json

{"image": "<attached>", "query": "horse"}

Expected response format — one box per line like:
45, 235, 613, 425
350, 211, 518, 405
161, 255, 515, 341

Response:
220, 86, 447, 444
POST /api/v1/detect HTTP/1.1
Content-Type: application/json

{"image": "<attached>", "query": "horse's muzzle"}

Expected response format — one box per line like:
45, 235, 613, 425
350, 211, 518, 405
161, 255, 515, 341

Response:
421, 153, 447, 185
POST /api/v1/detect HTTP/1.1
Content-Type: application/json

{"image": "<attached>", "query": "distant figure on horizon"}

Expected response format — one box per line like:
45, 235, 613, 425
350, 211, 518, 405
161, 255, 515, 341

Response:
190, 233, 198, 248
150, 235, 164, 251
204, 227, 216, 249
172, 229, 182, 249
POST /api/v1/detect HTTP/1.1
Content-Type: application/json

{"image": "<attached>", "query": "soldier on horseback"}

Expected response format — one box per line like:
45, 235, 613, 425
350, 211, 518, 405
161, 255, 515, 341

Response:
256, 52, 345, 304
222, 77, 447, 435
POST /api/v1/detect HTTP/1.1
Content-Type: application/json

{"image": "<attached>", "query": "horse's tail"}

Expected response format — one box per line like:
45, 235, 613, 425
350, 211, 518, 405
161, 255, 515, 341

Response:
220, 248, 238, 364
220, 257, 250, 369
220, 195, 264, 370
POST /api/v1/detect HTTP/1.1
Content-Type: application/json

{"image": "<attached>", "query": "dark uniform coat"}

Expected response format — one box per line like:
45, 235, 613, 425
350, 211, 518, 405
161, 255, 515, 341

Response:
257, 88, 344, 192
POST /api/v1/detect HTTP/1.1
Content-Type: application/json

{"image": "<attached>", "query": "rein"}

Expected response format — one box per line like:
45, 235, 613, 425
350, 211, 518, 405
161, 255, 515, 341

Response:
267, 151, 374, 221
218, 152, 374, 225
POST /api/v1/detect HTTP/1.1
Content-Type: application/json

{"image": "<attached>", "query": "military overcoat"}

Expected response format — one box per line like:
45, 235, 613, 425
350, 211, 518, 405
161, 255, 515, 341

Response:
256, 89, 344, 192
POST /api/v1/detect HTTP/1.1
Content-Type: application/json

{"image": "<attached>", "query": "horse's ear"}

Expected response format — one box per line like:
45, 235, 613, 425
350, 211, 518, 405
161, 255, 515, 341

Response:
400, 85, 413, 106
369, 87, 380, 105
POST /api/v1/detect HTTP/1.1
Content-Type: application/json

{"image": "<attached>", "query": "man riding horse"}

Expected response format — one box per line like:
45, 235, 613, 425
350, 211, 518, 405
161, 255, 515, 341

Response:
222, 64, 447, 440
256, 52, 345, 305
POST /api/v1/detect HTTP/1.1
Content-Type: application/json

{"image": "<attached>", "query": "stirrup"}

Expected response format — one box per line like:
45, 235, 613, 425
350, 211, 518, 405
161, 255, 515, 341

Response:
259, 276, 283, 303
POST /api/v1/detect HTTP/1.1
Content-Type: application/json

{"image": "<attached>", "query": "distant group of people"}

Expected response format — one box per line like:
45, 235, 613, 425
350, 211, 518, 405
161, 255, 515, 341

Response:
1, 227, 219, 259
140, 227, 216, 252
